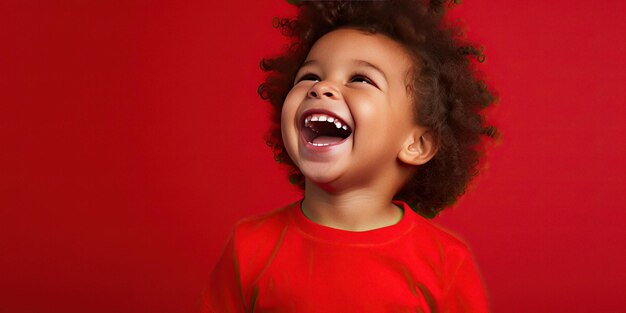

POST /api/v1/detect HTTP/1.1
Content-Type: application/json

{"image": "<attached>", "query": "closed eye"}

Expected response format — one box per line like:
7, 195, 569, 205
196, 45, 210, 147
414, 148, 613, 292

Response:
350, 74, 377, 87
297, 73, 320, 83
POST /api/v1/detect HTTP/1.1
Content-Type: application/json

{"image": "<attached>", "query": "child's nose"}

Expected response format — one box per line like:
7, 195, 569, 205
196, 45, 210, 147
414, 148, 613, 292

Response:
308, 81, 340, 100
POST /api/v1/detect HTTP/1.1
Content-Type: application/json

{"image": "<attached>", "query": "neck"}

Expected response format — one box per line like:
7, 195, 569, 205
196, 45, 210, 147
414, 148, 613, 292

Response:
302, 180, 403, 231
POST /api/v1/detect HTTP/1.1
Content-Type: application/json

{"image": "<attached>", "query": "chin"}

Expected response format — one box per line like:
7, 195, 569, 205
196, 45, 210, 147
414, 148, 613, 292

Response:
297, 163, 345, 187
300, 168, 341, 186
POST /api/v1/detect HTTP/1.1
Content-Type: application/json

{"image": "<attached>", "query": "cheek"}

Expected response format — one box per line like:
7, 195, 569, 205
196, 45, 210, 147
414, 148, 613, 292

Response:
280, 90, 301, 140
349, 94, 387, 129
281, 95, 294, 121
282, 85, 310, 122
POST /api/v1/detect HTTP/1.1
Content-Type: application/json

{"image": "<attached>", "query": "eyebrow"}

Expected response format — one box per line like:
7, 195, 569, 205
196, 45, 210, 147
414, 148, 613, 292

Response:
300, 59, 388, 82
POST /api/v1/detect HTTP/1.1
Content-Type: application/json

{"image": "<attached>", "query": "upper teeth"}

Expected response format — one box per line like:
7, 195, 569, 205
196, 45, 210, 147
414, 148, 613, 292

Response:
304, 113, 349, 130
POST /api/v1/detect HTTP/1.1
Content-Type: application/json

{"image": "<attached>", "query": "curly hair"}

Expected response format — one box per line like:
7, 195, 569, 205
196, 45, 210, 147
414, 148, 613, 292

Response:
258, 0, 498, 218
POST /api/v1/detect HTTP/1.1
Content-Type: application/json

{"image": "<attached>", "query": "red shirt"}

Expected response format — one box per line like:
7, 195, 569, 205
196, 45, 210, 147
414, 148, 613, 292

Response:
201, 200, 489, 312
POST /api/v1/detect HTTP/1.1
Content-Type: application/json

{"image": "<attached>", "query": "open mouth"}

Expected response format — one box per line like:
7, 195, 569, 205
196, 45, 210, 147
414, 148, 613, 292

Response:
301, 113, 353, 147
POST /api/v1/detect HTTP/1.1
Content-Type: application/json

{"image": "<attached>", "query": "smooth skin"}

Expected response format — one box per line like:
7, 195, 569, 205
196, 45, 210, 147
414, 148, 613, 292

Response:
281, 28, 437, 231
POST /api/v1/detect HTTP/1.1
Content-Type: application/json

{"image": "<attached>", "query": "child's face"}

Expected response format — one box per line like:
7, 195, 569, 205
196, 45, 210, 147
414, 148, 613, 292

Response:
281, 28, 420, 189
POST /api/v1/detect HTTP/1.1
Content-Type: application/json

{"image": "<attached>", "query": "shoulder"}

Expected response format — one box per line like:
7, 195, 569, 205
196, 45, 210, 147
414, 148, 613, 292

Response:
406, 213, 484, 294
229, 202, 297, 263
232, 202, 294, 240
413, 220, 489, 311
408, 211, 474, 260
227, 202, 297, 288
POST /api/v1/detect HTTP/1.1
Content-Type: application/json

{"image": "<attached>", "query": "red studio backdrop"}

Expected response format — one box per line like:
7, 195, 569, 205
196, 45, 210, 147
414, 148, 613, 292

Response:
1, 1, 625, 312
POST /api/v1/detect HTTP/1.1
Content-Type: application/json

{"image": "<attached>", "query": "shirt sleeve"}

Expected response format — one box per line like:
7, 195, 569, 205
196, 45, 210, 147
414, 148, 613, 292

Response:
441, 246, 490, 313
199, 231, 248, 313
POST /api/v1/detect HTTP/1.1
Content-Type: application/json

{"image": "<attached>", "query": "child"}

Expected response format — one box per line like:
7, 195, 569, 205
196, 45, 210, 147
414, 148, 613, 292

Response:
202, 0, 497, 311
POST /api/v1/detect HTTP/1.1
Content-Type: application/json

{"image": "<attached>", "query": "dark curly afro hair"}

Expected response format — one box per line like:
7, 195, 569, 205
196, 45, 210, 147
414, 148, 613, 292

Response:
258, 0, 498, 218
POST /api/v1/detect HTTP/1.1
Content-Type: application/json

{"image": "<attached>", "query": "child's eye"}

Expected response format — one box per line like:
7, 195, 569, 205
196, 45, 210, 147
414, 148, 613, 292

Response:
350, 75, 376, 86
297, 73, 320, 83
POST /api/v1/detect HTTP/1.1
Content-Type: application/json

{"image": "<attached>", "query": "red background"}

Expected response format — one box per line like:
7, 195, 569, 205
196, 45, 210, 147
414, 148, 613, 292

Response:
1, 1, 625, 312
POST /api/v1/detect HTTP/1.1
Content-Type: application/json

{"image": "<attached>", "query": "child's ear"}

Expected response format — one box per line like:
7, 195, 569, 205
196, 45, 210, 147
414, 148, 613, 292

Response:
398, 129, 438, 166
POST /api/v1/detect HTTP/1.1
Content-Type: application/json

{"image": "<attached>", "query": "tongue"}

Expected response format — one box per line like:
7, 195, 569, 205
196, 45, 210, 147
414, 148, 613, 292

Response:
312, 136, 344, 145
